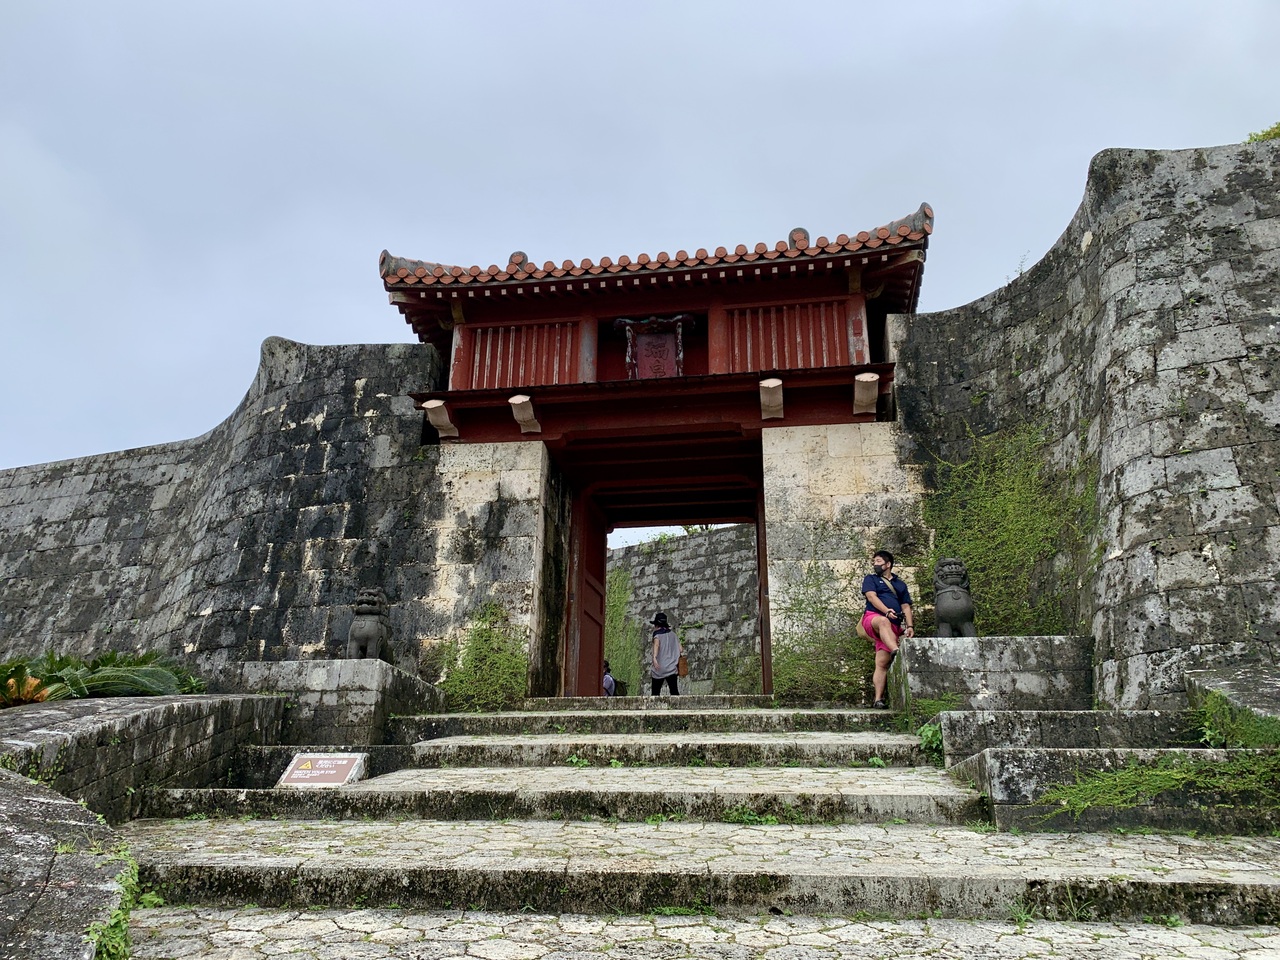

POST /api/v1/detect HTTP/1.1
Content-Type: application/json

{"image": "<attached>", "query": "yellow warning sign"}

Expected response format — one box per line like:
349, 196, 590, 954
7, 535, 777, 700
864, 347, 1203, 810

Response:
299, 761, 312, 769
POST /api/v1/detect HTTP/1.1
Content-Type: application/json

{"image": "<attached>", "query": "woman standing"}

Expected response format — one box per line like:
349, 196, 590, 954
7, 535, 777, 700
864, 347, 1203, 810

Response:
649, 612, 683, 696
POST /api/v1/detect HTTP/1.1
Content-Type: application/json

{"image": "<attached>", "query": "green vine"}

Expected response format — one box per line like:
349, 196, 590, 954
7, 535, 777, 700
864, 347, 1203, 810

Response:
919, 422, 1099, 636
439, 603, 527, 712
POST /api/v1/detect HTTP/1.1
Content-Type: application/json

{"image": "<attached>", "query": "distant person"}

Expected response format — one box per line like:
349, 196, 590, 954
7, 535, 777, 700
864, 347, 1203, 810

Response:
603, 660, 616, 697
861, 549, 914, 710
649, 612, 683, 696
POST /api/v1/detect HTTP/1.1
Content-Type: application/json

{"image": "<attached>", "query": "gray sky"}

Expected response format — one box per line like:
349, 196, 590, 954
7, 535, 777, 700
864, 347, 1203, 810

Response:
1, 2, 1276, 472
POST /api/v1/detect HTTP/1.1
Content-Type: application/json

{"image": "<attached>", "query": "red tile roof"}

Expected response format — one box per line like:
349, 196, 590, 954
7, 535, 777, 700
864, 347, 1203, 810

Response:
380, 204, 932, 289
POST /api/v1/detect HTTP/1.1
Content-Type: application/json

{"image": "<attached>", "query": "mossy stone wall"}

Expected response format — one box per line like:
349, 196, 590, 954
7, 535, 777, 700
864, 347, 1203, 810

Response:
895, 140, 1280, 707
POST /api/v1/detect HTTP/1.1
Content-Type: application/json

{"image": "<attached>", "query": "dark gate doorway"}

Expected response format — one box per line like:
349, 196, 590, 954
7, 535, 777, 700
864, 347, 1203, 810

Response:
553, 427, 772, 697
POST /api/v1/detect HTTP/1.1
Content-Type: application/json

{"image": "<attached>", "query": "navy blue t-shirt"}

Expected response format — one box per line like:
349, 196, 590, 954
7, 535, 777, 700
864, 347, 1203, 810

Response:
862, 575, 912, 617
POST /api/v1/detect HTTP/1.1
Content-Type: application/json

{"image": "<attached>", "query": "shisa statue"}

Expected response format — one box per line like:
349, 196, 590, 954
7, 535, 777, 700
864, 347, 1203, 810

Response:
933, 558, 977, 638
346, 587, 391, 659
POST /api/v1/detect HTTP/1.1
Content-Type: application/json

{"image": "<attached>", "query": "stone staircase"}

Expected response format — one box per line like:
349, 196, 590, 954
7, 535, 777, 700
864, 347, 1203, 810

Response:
120, 692, 1280, 924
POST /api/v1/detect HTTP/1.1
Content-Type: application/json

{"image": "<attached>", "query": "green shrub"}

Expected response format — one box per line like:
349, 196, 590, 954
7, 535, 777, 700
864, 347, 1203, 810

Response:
771, 554, 874, 703
439, 603, 527, 712
1, 651, 204, 709
1246, 121, 1280, 142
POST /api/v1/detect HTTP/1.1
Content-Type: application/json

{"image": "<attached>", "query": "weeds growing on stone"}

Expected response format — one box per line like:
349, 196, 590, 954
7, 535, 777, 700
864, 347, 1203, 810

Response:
1035, 751, 1280, 822
1006, 896, 1039, 929
439, 603, 527, 712
85, 847, 164, 960
1191, 691, 1280, 748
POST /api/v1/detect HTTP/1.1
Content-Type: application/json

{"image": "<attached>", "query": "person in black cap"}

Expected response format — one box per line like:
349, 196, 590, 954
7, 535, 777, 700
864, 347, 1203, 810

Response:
649, 611, 683, 696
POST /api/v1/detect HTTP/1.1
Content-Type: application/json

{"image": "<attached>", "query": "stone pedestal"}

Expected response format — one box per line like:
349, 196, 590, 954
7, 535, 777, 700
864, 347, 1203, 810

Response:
220, 660, 443, 745
894, 635, 1094, 711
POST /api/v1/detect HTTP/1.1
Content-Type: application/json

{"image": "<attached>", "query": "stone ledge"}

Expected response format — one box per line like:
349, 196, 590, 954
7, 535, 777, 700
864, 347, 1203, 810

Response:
215, 660, 442, 745
953, 745, 1280, 834
0, 768, 120, 960
898, 636, 1094, 710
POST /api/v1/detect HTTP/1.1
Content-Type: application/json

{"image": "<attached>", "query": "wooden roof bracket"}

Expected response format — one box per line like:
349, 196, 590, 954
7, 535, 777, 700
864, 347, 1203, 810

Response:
853, 373, 880, 415
422, 399, 459, 438
509, 394, 542, 434
759, 378, 784, 420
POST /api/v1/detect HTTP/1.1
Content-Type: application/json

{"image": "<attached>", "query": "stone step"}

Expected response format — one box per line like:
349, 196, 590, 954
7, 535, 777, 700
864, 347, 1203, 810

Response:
129, 905, 1280, 959
400, 731, 923, 768
519, 695, 777, 711
938, 709, 1197, 766
387, 707, 898, 744
143, 765, 982, 825
122, 817, 1280, 923
954, 746, 1280, 834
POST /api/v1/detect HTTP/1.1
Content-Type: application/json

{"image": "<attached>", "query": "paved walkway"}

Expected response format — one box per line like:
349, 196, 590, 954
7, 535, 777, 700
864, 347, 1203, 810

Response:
131, 907, 1280, 959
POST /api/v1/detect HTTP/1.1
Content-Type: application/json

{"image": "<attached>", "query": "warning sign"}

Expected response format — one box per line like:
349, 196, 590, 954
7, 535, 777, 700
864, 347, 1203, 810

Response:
276, 752, 369, 789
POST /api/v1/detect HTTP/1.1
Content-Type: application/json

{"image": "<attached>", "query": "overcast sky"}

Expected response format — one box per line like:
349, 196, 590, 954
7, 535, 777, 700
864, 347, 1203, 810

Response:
1, 2, 1276, 474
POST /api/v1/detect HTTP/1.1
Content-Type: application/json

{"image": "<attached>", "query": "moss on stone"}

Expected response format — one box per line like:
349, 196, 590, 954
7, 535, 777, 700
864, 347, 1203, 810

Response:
917, 422, 1099, 636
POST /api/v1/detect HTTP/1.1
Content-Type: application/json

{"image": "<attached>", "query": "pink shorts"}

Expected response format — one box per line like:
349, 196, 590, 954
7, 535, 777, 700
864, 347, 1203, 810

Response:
862, 610, 903, 653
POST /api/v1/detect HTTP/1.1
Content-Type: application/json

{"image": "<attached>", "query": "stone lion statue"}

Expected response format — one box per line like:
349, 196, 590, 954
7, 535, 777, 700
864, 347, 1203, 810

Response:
346, 587, 391, 660
933, 557, 977, 637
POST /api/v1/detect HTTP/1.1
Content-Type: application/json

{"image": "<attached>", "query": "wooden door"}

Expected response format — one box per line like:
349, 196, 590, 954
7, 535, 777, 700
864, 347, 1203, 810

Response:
567, 494, 608, 697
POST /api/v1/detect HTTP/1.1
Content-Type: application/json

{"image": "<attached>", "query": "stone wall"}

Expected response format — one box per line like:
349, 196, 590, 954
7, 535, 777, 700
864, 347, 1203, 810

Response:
0, 695, 283, 823
0, 337, 567, 691
895, 140, 1280, 707
761, 422, 927, 645
607, 525, 759, 693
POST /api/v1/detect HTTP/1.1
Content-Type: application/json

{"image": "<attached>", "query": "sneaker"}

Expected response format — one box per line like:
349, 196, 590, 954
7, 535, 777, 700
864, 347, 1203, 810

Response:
872, 699, 889, 710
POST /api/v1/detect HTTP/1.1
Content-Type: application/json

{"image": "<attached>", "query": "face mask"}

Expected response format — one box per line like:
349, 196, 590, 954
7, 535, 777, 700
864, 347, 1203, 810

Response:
872, 564, 885, 575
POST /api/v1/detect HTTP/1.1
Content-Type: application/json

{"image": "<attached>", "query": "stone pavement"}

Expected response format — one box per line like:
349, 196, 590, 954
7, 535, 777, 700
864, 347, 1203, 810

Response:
146, 765, 982, 826
122, 818, 1280, 923
130, 907, 1280, 959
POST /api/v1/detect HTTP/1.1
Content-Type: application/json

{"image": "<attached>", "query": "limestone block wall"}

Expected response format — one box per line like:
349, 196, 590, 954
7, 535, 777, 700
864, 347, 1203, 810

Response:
762, 421, 927, 645
0, 337, 449, 681
607, 525, 759, 693
0, 695, 283, 823
895, 140, 1280, 707
410, 439, 569, 697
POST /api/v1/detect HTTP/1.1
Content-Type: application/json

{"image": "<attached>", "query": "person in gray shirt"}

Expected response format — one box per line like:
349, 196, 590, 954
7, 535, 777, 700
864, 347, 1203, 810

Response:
649, 611, 683, 696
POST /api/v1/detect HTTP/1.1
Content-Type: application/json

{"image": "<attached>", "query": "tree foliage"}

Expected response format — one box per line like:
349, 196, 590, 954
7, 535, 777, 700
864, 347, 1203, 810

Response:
1246, 121, 1280, 142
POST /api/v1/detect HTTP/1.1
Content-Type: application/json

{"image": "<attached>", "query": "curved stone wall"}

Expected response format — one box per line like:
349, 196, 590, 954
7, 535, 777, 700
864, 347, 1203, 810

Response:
0, 338, 443, 679
895, 140, 1280, 707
